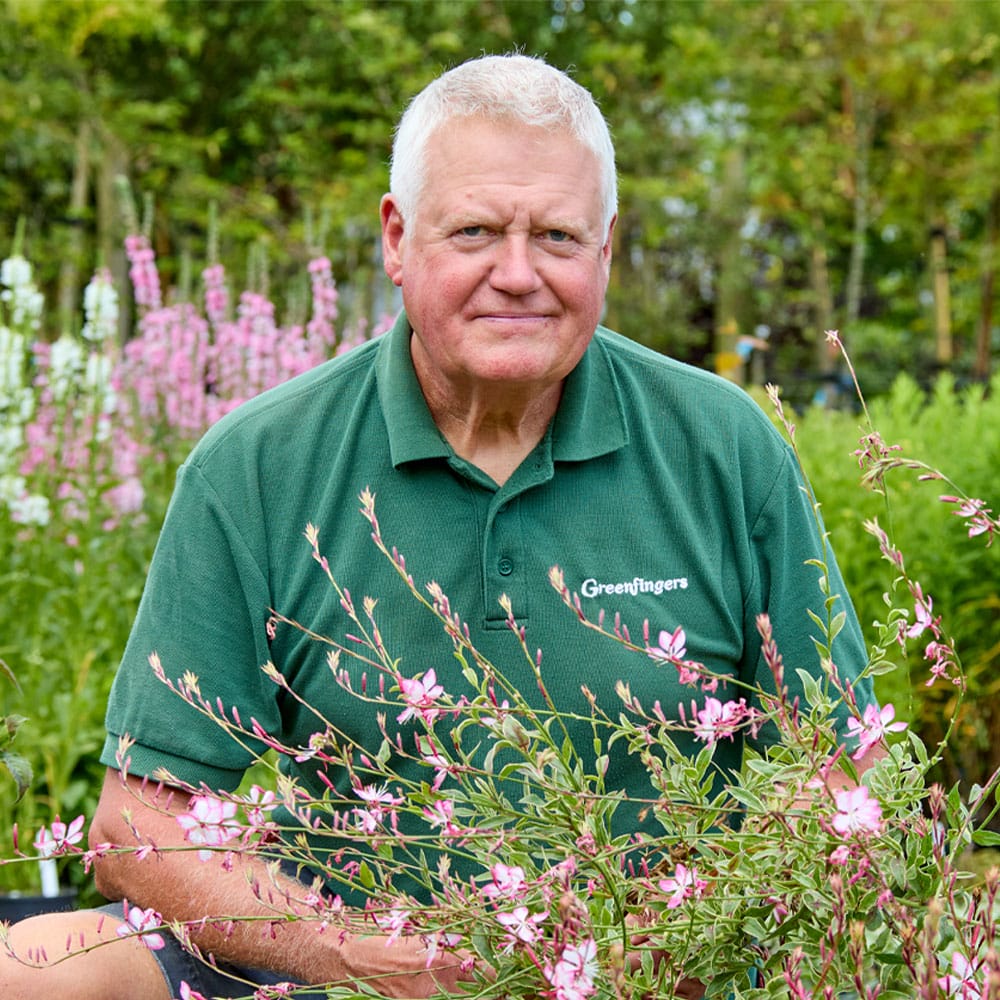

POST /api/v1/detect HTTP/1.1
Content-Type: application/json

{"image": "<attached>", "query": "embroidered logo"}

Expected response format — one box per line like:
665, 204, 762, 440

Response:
580, 576, 688, 599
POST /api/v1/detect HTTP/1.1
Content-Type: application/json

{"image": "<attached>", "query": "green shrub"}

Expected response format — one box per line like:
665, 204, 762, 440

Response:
793, 371, 1000, 805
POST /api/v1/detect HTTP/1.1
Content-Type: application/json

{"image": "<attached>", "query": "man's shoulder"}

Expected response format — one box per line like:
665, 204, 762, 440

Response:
190, 335, 384, 463
593, 326, 776, 427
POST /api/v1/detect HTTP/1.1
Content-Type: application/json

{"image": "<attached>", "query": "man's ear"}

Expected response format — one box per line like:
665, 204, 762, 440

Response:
602, 214, 617, 267
596, 213, 617, 284
380, 194, 405, 287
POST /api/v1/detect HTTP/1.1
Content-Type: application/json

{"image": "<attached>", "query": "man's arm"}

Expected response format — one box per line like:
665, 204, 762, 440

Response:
89, 768, 471, 998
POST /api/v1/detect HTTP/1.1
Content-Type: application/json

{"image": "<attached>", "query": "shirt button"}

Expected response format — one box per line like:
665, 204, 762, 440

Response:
498, 557, 514, 576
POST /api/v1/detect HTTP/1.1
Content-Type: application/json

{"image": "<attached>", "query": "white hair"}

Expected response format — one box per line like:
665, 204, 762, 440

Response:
389, 54, 617, 232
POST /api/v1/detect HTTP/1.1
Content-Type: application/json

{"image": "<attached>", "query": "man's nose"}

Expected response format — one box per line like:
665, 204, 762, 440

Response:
489, 235, 542, 295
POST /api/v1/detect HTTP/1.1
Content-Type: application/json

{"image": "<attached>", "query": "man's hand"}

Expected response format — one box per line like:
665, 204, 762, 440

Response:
625, 913, 705, 999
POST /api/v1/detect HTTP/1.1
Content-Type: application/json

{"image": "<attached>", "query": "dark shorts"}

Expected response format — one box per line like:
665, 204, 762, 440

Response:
96, 901, 328, 999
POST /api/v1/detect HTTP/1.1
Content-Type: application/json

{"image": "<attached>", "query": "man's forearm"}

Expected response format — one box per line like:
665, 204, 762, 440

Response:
89, 769, 469, 996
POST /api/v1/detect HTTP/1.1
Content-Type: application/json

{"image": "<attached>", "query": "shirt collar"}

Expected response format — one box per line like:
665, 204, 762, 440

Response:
376, 313, 629, 468
551, 326, 630, 461
376, 313, 452, 466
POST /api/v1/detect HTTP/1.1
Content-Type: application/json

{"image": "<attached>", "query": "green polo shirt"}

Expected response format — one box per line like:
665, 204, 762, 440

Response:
102, 312, 872, 898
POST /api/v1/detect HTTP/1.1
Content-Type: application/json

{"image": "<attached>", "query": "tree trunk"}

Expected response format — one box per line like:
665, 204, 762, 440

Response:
975, 188, 999, 381
930, 222, 953, 367
56, 120, 91, 338
96, 126, 130, 343
713, 146, 746, 384
844, 80, 873, 330
809, 232, 841, 380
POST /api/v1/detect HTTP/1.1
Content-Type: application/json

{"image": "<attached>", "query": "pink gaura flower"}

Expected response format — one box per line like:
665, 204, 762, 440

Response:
423, 798, 462, 837
925, 640, 959, 687
828, 844, 852, 866
241, 785, 278, 830
397, 668, 445, 725
832, 785, 883, 837
904, 583, 937, 639
495, 905, 546, 952
33, 814, 85, 857
176, 794, 241, 861
685, 696, 753, 743
352, 783, 403, 834
483, 862, 529, 901
373, 906, 412, 946
415, 734, 454, 790
116, 900, 166, 950
647, 627, 715, 689
941, 494, 996, 547
658, 863, 708, 909
179, 982, 209, 1000
940, 951, 983, 999
544, 938, 598, 1000
647, 626, 687, 661
844, 703, 907, 759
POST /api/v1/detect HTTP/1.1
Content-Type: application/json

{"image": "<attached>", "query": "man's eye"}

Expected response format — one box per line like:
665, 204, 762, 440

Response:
458, 226, 486, 237
546, 230, 572, 243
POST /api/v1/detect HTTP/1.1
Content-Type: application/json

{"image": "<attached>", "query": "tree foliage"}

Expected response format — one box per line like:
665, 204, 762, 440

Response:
1, 0, 998, 395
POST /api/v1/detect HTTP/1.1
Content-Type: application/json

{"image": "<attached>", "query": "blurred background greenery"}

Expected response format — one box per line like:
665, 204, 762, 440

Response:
1, 0, 999, 898
3, 0, 999, 399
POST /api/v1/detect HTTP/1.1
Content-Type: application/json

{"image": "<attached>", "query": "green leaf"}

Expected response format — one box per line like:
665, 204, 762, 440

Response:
358, 860, 375, 889
2, 713, 28, 744
726, 784, 766, 812
1, 750, 32, 801
828, 609, 846, 643
794, 669, 823, 711
972, 829, 1000, 848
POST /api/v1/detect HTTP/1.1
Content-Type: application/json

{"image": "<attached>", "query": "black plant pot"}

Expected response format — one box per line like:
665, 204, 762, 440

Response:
0, 890, 77, 924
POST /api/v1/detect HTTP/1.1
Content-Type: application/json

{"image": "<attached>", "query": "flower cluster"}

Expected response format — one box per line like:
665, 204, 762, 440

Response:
56, 486, 990, 1000
940, 494, 997, 547
1, 239, 382, 533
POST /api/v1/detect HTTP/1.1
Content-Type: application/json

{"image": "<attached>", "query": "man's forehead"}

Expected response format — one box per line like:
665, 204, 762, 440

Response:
427, 114, 579, 152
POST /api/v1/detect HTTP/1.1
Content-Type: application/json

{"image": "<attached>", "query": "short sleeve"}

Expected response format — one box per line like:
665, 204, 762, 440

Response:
742, 449, 874, 750
100, 462, 281, 790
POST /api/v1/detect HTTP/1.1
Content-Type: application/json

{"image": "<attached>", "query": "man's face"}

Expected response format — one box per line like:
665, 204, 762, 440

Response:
381, 117, 615, 401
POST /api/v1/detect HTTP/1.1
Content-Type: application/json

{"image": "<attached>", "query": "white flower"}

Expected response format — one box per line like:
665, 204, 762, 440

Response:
81, 269, 119, 343
0, 256, 44, 330
48, 335, 85, 399
0, 327, 29, 408
9, 490, 50, 526
0, 255, 32, 289
85, 352, 117, 413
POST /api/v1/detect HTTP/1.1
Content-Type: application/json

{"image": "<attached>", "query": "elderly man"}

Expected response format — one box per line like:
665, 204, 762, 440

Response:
1, 54, 876, 999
